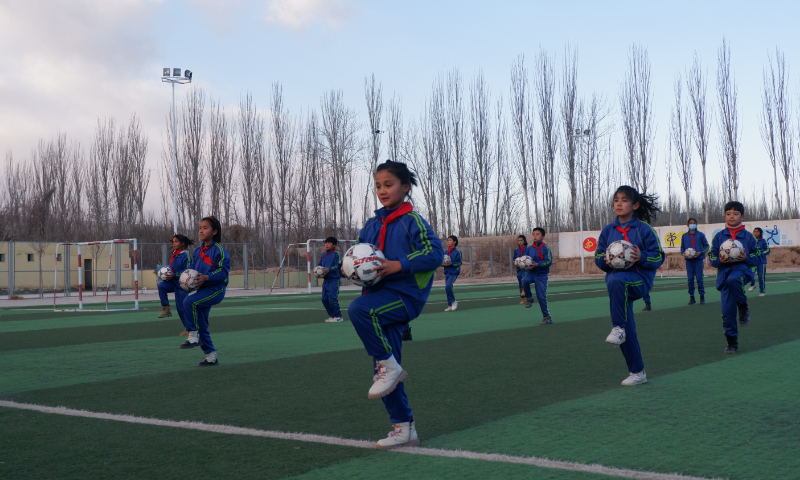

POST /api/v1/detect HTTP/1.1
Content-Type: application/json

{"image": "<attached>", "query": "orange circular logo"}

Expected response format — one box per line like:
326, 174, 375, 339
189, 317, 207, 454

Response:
583, 237, 597, 252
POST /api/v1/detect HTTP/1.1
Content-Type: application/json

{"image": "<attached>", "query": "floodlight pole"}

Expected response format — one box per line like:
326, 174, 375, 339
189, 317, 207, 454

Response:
162, 69, 192, 235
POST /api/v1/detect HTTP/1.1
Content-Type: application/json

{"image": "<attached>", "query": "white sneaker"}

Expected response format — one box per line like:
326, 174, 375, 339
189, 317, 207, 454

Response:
198, 350, 218, 367
605, 326, 626, 345
329, 317, 344, 322
376, 420, 419, 450
179, 330, 201, 349
323, 317, 334, 322
444, 306, 452, 312
368, 355, 407, 399
450, 301, 458, 311
759, 293, 765, 297
747, 285, 755, 292
621, 370, 647, 386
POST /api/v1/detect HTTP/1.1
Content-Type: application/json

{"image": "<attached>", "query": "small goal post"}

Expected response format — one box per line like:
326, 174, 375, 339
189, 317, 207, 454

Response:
53, 239, 139, 312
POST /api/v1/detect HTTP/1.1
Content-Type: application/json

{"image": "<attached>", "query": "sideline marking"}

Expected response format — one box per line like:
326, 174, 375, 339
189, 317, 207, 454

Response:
0, 400, 718, 480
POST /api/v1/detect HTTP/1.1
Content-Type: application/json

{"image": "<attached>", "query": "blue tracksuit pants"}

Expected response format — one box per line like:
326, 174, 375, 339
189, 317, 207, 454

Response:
643, 292, 651, 304
750, 264, 766, 293
183, 286, 226, 354
321, 279, 341, 317
719, 270, 749, 337
158, 280, 191, 330
606, 271, 647, 373
445, 274, 458, 305
348, 289, 412, 424
687, 259, 705, 296
516, 270, 526, 297
522, 272, 549, 317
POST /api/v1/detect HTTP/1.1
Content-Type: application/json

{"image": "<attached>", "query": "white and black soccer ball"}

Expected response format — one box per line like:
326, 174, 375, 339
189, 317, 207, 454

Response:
313, 266, 327, 278
342, 243, 386, 287
683, 248, 697, 259
606, 240, 635, 269
719, 239, 745, 263
515, 255, 534, 270
179, 269, 201, 291
442, 254, 452, 266
157, 266, 173, 281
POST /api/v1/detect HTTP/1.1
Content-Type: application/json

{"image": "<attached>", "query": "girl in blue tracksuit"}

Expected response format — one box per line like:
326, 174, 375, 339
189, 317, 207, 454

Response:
680, 218, 709, 305
157, 234, 194, 335
749, 227, 770, 295
709, 201, 758, 354
179, 216, 230, 367
319, 236, 343, 322
514, 235, 528, 304
347, 160, 443, 450
521, 227, 553, 324
443, 235, 462, 312
595, 186, 664, 386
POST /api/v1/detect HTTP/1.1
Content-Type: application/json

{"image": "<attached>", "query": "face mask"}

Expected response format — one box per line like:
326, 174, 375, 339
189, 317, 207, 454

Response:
689, 224, 697, 230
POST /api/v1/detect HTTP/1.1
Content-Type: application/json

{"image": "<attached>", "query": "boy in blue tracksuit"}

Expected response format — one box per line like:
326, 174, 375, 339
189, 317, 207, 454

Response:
179, 216, 230, 367
596, 186, 663, 386
513, 235, 528, 305
748, 227, 770, 296
521, 228, 553, 324
319, 236, 343, 322
157, 234, 194, 335
443, 235, 462, 312
709, 202, 759, 354
347, 160, 443, 450
680, 218, 710, 305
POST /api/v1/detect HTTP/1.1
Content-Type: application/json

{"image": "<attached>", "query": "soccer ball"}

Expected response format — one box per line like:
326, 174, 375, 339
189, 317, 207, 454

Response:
683, 248, 697, 259
515, 255, 534, 270
157, 266, 173, 281
313, 266, 327, 278
606, 240, 635, 269
179, 269, 201, 291
342, 243, 386, 287
442, 255, 452, 266
719, 239, 745, 263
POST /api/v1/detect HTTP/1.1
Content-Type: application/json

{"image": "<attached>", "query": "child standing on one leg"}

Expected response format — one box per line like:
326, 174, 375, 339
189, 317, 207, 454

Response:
595, 186, 664, 386
179, 216, 230, 367
521, 228, 553, 324
347, 160, 443, 449
319, 236, 344, 323
749, 227, 769, 296
709, 202, 758, 354
443, 235, 462, 312
514, 235, 528, 305
157, 234, 194, 335
681, 218, 709, 305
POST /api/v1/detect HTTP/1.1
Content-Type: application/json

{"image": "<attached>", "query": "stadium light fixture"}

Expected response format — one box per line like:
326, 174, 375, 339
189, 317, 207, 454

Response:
161, 68, 193, 234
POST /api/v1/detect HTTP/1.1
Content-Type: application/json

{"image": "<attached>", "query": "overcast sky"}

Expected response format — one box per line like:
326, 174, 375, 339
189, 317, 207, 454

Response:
1, 0, 798, 211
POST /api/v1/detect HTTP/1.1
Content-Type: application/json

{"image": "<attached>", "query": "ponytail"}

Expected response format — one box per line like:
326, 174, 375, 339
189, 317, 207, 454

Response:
614, 185, 660, 224
173, 234, 194, 250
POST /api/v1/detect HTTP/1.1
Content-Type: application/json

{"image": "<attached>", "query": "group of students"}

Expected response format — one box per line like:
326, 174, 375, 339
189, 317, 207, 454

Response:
155, 160, 771, 451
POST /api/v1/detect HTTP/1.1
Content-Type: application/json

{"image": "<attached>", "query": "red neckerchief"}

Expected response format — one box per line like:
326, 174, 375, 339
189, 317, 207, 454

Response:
615, 226, 631, 242
689, 232, 696, 250
378, 202, 413, 250
727, 224, 745, 240
517, 246, 525, 256
321, 249, 336, 261
169, 249, 185, 268
447, 246, 455, 255
199, 243, 216, 267
530, 241, 547, 261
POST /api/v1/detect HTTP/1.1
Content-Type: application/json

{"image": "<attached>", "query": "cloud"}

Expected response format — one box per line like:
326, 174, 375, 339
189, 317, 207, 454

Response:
263, 0, 353, 31
185, 0, 245, 35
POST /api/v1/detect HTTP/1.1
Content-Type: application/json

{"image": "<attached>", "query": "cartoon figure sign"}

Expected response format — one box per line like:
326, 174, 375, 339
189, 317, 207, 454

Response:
764, 225, 781, 245
583, 237, 597, 252
664, 231, 685, 248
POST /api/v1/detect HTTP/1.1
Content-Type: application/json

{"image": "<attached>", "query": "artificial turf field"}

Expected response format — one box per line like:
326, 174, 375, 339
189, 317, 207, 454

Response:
2, 273, 800, 480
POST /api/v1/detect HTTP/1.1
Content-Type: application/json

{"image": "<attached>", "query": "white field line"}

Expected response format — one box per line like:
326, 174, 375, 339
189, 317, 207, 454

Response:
0, 400, 721, 480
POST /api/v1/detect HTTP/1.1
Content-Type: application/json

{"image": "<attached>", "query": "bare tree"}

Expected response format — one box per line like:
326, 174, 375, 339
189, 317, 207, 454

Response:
672, 75, 693, 218
208, 98, 236, 224
387, 94, 403, 164
88, 118, 115, 238
364, 74, 383, 221
534, 48, 558, 231
619, 44, 655, 194
127, 115, 150, 225
430, 76, 452, 232
716, 38, 741, 200
469, 69, 492, 236
767, 49, 794, 218
271, 82, 297, 241
447, 68, 468, 235
179, 87, 206, 228
510, 55, 533, 232
561, 46, 579, 229
687, 53, 712, 223
238, 93, 262, 239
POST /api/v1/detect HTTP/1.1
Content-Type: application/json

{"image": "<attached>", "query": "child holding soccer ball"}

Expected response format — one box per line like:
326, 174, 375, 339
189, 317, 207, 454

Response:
521, 227, 553, 324
748, 227, 770, 296
157, 234, 194, 335
708, 201, 758, 353
443, 235, 462, 312
680, 218, 709, 305
318, 236, 343, 323
347, 159, 443, 449
179, 216, 230, 367
595, 186, 663, 386
513, 235, 528, 304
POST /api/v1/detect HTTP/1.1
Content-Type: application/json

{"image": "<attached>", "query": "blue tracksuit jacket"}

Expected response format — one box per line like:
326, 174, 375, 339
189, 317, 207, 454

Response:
318, 249, 342, 279
525, 242, 552, 275
680, 231, 709, 260
594, 217, 664, 291
443, 247, 462, 276
755, 238, 770, 264
192, 242, 231, 288
709, 228, 758, 288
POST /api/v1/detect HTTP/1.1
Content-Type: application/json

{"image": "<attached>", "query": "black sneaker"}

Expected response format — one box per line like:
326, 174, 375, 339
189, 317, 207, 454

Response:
198, 351, 218, 366
642, 303, 652, 312
700, 296, 705, 304
724, 335, 738, 354
723, 345, 738, 354
401, 328, 413, 342
738, 304, 750, 326
688, 296, 696, 305
524, 298, 533, 308
540, 316, 553, 325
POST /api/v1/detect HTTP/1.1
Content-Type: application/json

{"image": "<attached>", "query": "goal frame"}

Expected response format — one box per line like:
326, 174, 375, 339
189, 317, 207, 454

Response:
53, 239, 139, 312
